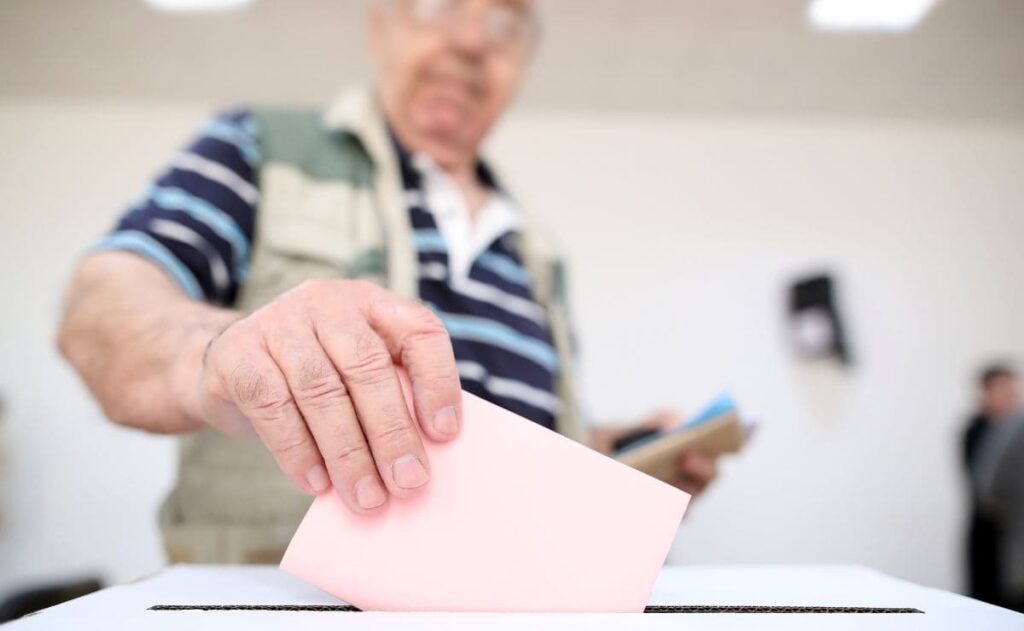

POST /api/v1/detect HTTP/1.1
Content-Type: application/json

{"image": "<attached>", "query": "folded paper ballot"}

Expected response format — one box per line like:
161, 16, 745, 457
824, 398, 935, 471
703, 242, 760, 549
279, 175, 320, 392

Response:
281, 372, 690, 613
616, 394, 755, 483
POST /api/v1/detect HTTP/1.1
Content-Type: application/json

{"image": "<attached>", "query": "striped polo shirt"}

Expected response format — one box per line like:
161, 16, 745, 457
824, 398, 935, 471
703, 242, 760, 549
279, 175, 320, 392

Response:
95, 109, 560, 429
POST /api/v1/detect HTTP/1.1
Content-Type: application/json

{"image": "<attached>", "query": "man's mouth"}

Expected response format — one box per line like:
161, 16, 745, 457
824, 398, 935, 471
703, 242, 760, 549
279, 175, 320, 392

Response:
425, 62, 485, 102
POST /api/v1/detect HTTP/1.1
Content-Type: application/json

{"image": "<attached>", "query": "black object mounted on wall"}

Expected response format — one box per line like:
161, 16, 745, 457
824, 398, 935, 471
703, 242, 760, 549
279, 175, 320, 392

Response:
787, 272, 852, 367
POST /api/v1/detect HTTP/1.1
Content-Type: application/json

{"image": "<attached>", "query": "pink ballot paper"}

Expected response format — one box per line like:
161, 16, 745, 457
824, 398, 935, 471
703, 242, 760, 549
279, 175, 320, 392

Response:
281, 377, 690, 613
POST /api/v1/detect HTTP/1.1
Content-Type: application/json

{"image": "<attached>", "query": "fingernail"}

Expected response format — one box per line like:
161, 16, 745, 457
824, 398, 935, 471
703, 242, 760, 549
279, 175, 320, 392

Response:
355, 475, 387, 509
306, 464, 331, 494
392, 455, 429, 489
433, 406, 459, 435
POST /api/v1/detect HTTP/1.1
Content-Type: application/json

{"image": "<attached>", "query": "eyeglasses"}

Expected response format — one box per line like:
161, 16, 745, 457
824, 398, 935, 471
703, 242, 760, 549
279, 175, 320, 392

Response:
399, 0, 538, 54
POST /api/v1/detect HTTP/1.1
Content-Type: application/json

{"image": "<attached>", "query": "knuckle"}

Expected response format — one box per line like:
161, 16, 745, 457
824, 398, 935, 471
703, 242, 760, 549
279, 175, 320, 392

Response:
412, 301, 445, 326
229, 362, 268, 405
293, 373, 351, 410
344, 356, 395, 388
272, 435, 311, 460
297, 355, 332, 384
345, 279, 377, 296
263, 291, 305, 324
419, 372, 461, 394
351, 327, 382, 360
249, 393, 295, 419
230, 365, 293, 419
403, 307, 450, 344
296, 278, 329, 295
411, 318, 449, 341
327, 441, 371, 467
339, 333, 394, 386
369, 410, 415, 444
287, 279, 340, 311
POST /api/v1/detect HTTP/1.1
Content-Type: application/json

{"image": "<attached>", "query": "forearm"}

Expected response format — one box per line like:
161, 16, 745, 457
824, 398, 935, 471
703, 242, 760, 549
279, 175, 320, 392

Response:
57, 252, 239, 434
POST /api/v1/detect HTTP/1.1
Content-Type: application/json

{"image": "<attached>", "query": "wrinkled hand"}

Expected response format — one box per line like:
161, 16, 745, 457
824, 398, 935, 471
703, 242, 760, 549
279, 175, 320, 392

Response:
187, 279, 462, 513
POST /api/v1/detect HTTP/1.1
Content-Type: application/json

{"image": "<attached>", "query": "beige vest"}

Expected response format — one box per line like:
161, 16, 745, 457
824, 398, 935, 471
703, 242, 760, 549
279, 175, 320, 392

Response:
159, 88, 583, 564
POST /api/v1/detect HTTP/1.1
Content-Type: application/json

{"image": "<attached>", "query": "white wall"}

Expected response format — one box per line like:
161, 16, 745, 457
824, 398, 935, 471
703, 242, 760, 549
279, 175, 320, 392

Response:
0, 101, 209, 593
1, 99, 1022, 594
490, 113, 1024, 592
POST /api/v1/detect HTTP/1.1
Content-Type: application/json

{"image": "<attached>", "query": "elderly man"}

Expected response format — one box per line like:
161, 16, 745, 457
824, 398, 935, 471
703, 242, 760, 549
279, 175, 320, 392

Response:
57, 0, 717, 563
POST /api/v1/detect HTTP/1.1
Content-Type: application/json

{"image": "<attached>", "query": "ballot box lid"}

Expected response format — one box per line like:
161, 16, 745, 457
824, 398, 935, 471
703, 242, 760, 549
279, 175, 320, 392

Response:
6, 564, 1022, 630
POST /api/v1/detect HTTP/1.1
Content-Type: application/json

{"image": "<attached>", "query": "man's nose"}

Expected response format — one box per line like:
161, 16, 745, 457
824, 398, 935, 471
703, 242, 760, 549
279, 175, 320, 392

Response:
450, 9, 489, 56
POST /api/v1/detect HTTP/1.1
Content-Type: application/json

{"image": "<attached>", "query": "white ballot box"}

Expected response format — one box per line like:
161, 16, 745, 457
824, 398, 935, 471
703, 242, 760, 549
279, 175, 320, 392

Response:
5, 564, 1021, 630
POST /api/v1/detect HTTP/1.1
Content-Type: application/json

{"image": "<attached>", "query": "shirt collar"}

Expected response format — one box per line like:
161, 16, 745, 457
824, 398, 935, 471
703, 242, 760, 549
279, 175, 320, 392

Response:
323, 88, 523, 281
400, 142, 522, 283
388, 129, 504, 195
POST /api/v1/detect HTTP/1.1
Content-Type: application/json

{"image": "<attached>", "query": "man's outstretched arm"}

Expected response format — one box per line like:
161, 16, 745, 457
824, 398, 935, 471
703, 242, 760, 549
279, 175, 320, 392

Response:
56, 251, 464, 512
57, 251, 237, 434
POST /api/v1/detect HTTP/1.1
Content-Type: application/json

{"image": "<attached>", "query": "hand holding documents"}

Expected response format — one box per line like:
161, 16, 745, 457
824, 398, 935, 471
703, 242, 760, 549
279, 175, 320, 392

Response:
616, 394, 756, 483
281, 369, 690, 613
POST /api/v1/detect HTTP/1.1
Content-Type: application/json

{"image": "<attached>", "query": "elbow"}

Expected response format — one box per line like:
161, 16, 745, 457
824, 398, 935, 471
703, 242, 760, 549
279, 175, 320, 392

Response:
55, 288, 98, 390
55, 262, 90, 363
53, 264, 126, 425
97, 396, 137, 429
54, 312, 124, 425
55, 310, 77, 364
55, 319, 132, 427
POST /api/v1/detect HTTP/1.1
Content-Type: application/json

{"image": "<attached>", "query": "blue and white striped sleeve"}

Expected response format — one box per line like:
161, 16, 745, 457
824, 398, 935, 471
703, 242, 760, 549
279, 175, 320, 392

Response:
93, 108, 260, 306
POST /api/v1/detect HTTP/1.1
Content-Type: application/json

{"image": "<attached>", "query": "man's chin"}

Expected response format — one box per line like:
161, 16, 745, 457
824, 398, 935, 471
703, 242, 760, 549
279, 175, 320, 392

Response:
413, 121, 479, 162
417, 112, 470, 140
417, 135, 472, 168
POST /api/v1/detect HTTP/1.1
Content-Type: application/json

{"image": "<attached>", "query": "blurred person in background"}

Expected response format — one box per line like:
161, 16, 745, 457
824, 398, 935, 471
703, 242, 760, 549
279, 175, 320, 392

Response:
56, 0, 717, 564
963, 364, 1024, 612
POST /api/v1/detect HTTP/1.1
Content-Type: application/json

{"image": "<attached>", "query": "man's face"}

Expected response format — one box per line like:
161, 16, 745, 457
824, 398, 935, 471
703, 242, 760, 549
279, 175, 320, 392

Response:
982, 374, 1021, 420
368, 0, 536, 167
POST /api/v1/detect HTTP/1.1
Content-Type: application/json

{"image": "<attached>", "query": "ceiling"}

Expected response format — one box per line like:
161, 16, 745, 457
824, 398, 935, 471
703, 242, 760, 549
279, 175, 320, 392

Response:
1, 0, 1022, 121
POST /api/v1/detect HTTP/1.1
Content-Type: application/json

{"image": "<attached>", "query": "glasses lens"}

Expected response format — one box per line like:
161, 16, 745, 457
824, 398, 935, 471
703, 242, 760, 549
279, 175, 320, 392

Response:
406, 0, 534, 52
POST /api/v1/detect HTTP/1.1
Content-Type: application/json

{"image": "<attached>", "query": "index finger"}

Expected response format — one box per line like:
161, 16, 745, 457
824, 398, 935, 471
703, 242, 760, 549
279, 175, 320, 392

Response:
365, 294, 462, 443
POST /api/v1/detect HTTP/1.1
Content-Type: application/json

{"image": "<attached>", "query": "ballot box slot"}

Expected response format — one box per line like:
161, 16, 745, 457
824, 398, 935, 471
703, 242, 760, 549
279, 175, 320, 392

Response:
642, 605, 923, 614
149, 604, 924, 614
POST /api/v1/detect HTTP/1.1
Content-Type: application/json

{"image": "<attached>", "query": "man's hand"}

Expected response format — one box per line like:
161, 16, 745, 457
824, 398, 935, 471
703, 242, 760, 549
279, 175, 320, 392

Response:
187, 279, 463, 512
639, 409, 719, 496
59, 254, 462, 514
674, 451, 718, 497
591, 409, 720, 497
